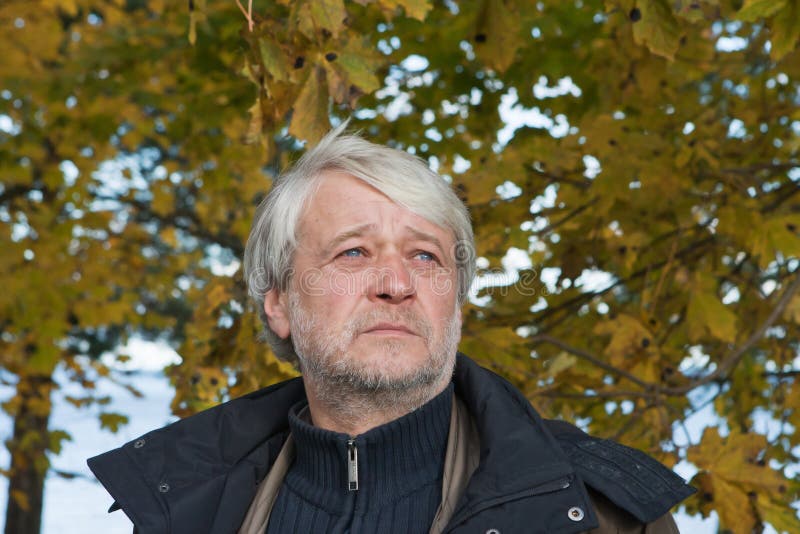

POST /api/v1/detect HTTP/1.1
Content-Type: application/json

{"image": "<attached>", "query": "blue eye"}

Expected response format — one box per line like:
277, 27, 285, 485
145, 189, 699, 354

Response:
341, 248, 363, 257
415, 251, 437, 262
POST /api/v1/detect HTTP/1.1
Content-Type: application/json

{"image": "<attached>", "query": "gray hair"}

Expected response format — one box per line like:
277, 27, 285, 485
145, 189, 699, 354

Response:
243, 123, 476, 365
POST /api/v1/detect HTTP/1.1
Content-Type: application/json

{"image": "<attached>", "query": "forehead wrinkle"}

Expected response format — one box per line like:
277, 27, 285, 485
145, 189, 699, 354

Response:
405, 226, 445, 250
320, 222, 378, 257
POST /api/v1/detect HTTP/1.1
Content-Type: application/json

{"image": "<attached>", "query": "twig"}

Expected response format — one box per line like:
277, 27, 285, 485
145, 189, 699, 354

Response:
661, 271, 800, 395
235, 0, 254, 32
531, 271, 800, 399
535, 389, 654, 400
530, 334, 652, 390
644, 234, 679, 313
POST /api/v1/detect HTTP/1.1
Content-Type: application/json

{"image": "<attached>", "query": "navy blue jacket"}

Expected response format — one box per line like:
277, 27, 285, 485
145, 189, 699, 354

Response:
88, 354, 694, 533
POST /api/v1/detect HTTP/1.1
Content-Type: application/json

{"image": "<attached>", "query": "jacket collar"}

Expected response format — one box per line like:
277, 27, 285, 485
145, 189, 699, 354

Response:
446, 354, 583, 527
89, 354, 592, 533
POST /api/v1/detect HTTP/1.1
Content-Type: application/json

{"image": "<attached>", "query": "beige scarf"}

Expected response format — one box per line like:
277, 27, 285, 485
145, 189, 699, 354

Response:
237, 395, 480, 534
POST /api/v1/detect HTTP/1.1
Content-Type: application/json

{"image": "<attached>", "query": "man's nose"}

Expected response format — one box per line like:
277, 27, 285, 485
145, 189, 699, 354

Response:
368, 253, 415, 303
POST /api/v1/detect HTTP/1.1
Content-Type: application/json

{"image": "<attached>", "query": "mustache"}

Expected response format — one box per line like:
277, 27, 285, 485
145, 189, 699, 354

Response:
350, 309, 433, 339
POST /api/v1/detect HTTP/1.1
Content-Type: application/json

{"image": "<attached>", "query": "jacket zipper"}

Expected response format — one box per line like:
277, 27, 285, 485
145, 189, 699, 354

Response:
347, 439, 359, 491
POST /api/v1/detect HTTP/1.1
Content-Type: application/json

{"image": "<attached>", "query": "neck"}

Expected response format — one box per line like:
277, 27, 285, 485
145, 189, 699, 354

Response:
302, 372, 452, 436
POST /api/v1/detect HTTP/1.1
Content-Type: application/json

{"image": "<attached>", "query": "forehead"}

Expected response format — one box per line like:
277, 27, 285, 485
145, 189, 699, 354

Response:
296, 172, 453, 246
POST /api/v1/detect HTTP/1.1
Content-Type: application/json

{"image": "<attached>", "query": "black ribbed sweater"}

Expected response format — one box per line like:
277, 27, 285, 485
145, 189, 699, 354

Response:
265, 383, 453, 534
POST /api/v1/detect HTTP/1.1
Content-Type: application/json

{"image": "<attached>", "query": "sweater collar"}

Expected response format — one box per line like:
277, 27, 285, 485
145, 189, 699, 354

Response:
285, 382, 453, 511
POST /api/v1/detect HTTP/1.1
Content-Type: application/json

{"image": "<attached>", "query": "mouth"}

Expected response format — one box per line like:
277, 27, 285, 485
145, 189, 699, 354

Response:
362, 323, 417, 336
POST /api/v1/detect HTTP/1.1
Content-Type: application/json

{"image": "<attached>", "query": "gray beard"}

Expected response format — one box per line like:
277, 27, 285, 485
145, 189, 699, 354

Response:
287, 290, 460, 426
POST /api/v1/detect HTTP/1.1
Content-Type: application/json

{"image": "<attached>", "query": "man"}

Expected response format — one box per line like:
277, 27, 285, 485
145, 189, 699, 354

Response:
88, 125, 694, 533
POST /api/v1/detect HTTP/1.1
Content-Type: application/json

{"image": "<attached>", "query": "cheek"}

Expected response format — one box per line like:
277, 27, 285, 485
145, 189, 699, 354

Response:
303, 281, 362, 315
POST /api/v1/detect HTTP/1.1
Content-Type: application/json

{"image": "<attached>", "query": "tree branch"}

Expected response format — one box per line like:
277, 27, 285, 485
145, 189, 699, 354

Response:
532, 234, 716, 332
530, 334, 652, 389
95, 194, 244, 255
661, 270, 800, 395
533, 198, 598, 238
529, 271, 800, 399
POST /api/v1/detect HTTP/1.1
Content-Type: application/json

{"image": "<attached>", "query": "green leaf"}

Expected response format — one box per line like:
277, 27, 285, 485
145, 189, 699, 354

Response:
48, 430, 72, 455
736, 0, 787, 22
393, 0, 432, 20
337, 53, 381, 93
474, 0, 523, 73
632, 0, 684, 60
783, 294, 800, 324
687, 291, 738, 343
258, 38, 289, 82
289, 66, 330, 143
98, 412, 130, 433
28, 344, 60, 374
593, 315, 655, 366
546, 352, 578, 378
769, 1, 800, 60
757, 493, 800, 534
309, 0, 347, 37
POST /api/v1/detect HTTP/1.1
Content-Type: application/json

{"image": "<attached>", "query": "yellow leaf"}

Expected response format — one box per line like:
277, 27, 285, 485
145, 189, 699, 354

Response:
188, 367, 228, 409
474, 0, 523, 73
160, 228, 178, 248
258, 38, 289, 82
28, 343, 60, 375
289, 67, 330, 144
783, 293, 800, 324
41, 0, 78, 16
189, 12, 198, 45
10, 490, 30, 512
98, 412, 129, 433
308, 0, 347, 37
709, 476, 756, 534
387, 0, 432, 20
736, 0, 787, 22
756, 493, 800, 534
770, 1, 800, 61
689, 428, 790, 533
188, 0, 207, 44
202, 281, 231, 311
632, 0, 684, 60
546, 352, 577, 378
686, 273, 738, 343
592, 315, 654, 366
689, 428, 784, 490
716, 204, 761, 251
325, 44, 382, 106
151, 185, 173, 216
245, 99, 264, 144
337, 52, 381, 94
687, 291, 738, 343
766, 215, 800, 259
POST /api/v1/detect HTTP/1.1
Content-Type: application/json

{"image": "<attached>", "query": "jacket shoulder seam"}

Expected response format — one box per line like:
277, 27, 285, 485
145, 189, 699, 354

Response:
555, 434, 695, 523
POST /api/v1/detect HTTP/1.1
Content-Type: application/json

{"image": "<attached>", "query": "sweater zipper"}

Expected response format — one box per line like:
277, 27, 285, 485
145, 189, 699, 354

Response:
347, 439, 359, 491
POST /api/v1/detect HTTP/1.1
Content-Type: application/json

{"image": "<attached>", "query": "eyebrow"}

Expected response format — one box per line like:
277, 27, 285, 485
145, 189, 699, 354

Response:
320, 223, 448, 260
405, 227, 445, 258
321, 223, 377, 258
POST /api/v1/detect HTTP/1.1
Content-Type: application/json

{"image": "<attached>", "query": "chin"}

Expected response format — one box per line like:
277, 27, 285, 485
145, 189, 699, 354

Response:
347, 345, 442, 383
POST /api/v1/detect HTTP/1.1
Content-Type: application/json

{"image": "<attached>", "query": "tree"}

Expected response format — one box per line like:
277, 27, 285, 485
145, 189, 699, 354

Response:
236, 1, 800, 529
2, 0, 799, 533
0, 2, 294, 532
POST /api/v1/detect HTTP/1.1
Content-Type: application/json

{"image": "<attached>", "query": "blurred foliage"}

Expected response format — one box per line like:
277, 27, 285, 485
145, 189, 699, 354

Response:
2, 0, 800, 532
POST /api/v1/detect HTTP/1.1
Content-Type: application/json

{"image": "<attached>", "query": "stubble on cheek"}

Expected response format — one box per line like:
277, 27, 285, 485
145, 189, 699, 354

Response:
285, 289, 458, 393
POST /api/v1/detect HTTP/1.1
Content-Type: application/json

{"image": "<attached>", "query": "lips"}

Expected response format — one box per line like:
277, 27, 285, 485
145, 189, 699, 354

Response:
362, 322, 416, 335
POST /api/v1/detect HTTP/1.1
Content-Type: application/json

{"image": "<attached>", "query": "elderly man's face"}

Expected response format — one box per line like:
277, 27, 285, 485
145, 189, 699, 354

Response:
265, 171, 461, 390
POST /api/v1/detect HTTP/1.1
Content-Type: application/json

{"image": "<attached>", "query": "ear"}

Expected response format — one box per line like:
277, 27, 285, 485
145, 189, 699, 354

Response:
263, 289, 291, 339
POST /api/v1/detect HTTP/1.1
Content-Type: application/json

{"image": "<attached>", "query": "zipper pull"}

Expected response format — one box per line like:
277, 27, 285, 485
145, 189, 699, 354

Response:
347, 439, 359, 491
